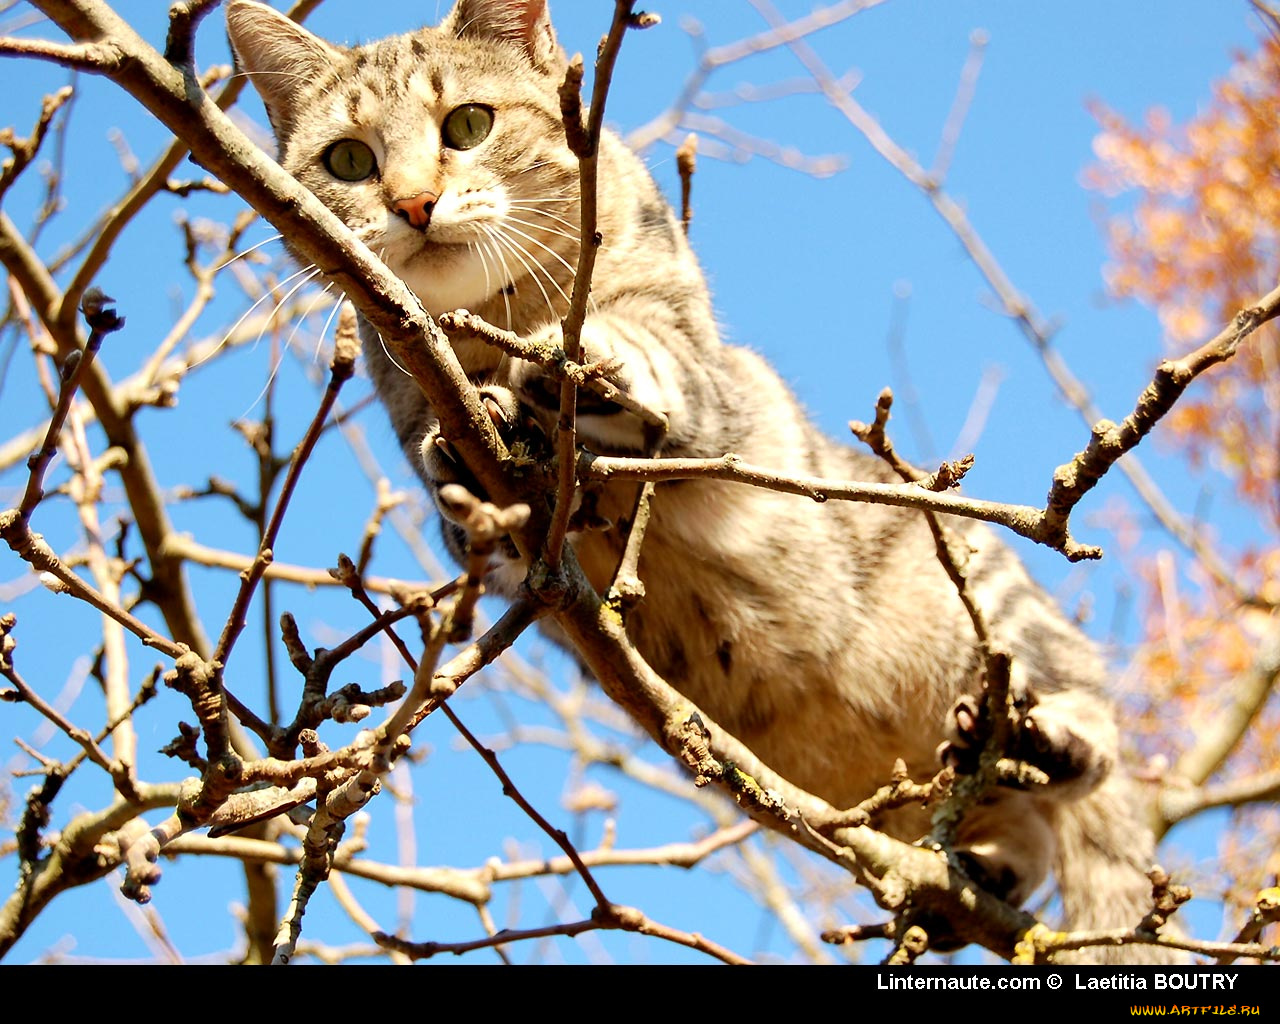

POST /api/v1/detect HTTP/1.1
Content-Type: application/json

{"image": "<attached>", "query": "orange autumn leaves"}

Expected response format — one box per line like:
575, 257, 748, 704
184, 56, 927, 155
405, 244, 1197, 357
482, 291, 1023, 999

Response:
1088, 32, 1280, 514
1089, 27, 1280, 921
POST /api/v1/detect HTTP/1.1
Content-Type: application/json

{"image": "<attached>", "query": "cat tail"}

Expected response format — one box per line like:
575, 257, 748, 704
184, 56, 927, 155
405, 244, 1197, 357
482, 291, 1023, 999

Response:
1052, 770, 1189, 964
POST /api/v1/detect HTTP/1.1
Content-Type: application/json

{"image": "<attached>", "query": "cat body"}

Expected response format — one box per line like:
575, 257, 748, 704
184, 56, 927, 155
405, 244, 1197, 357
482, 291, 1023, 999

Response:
228, 0, 1168, 959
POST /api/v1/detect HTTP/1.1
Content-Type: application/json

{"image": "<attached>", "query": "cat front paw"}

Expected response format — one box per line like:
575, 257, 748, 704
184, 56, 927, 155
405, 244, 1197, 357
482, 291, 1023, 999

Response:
420, 384, 547, 493
502, 336, 649, 454
939, 686, 1115, 799
419, 384, 549, 562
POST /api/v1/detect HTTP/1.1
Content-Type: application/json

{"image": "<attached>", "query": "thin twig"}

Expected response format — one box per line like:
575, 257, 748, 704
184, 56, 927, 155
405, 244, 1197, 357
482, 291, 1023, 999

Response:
849, 390, 1020, 852
0, 35, 118, 69
676, 132, 697, 234
0, 616, 133, 796
17, 288, 121, 522
546, 0, 645, 567
580, 450, 1099, 559
1216, 886, 1280, 966
435, 698, 613, 912
0, 85, 74, 199
1040, 280, 1280, 554
931, 29, 987, 182
375, 901, 752, 965
210, 305, 358, 668
161, 534, 428, 595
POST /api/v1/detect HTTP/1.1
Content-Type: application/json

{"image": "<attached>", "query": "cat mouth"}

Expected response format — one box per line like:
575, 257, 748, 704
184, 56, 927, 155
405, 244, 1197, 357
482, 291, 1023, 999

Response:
379, 234, 469, 272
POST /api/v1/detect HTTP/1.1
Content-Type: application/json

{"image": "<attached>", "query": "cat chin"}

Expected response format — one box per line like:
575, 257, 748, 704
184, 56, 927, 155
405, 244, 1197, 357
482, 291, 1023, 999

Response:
392, 251, 494, 318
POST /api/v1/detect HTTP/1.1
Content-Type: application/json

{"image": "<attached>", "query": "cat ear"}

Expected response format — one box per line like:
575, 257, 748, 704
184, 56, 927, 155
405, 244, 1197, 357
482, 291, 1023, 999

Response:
226, 0, 341, 134
442, 0, 565, 73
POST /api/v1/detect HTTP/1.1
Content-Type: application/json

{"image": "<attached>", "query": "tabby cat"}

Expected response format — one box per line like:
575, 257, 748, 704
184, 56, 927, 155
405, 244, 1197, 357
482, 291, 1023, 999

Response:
227, 0, 1174, 962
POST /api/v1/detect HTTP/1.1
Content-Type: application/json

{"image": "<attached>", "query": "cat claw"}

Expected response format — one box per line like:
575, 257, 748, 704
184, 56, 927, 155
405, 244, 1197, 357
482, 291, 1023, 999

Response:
1022, 713, 1049, 756
483, 393, 509, 428
953, 694, 980, 743
434, 436, 458, 464
937, 694, 983, 772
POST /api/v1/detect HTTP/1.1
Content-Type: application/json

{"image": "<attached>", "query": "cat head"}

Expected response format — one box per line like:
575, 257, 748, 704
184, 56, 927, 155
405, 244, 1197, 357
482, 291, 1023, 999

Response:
226, 0, 580, 320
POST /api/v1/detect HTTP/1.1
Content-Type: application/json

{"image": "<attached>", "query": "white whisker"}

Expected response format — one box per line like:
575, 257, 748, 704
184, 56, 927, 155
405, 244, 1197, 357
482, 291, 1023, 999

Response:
500, 220, 578, 281
280, 281, 335, 360
487, 227, 560, 322
508, 201, 579, 223
313, 290, 346, 363
238, 275, 331, 417
377, 330, 414, 378
229, 70, 315, 84
477, 229, 514, 330
260, 268, 325, 349
506, 209, 580, 238
505, 214, 580, 251
191, 264, 318, 371
471, 239, 493, 309
214, 233, 283, 273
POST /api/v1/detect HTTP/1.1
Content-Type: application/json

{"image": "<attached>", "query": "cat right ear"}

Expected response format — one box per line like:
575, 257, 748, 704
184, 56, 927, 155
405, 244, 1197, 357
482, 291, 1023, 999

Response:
443, 0, 565, 74
225, 0, 341, 134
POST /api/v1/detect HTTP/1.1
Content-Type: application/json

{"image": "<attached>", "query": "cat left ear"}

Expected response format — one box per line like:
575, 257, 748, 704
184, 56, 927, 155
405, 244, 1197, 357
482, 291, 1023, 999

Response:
226, 0, 342, 134
443, 0, 565, 73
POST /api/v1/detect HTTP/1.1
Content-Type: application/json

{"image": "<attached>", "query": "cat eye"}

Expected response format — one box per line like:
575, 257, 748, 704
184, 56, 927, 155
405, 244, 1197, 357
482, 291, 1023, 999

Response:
442, 105, 494, 150
323, 139, 377, 182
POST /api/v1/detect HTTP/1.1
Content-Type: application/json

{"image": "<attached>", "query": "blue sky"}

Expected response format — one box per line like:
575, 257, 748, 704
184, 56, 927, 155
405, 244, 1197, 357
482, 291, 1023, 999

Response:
0, 1, 1268, 963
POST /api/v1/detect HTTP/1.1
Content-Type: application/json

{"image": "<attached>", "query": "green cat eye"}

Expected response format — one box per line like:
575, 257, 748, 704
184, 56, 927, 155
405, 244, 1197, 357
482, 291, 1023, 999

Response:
323, 139, 377, 182
442, 105, 493, 150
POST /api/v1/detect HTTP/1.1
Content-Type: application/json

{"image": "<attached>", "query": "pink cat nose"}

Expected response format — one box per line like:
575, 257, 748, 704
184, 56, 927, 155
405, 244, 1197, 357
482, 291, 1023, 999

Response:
392, 190, 439, 230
